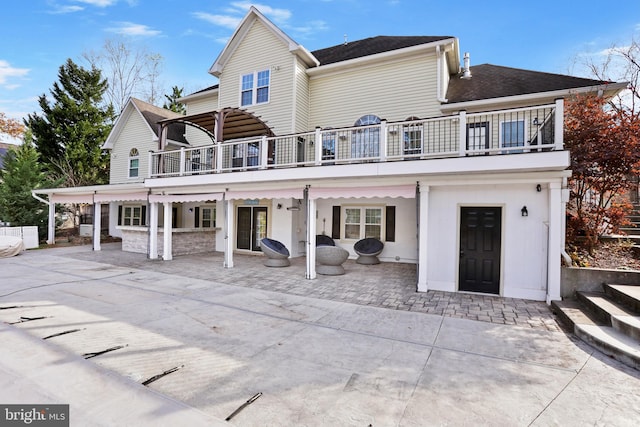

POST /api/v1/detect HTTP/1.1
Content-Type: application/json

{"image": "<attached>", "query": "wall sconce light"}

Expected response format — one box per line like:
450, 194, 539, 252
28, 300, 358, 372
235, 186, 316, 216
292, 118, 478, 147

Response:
536, 184, 542, 192
532, 117, 540, 126
521, 206, 528, 217
277, 203, 283, 209
188, 208, 193, 213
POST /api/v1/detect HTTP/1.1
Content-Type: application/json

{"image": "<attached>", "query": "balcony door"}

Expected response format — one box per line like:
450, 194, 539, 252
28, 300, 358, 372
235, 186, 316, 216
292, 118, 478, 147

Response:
237, 206, 268, 251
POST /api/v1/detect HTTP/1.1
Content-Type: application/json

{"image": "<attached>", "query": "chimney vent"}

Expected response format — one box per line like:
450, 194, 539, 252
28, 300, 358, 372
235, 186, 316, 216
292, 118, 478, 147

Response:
461, 52, 472, 79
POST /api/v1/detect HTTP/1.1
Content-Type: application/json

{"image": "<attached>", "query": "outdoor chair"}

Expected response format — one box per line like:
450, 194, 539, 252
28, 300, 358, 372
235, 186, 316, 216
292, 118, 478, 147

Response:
316, 234, 336, 246
316, 245, 349, 275
260, 237, 291, 267
354, 237, 384, 265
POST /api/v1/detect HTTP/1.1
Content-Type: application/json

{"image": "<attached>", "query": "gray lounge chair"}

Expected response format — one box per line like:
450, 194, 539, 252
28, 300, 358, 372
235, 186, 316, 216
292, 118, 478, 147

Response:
354, 237, 384, 265
260, 238, 290, 267
316, 245, 349, 275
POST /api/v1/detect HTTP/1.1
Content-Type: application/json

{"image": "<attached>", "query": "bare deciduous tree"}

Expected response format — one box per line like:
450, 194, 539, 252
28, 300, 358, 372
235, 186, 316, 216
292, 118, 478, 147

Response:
83, 38, 164, 114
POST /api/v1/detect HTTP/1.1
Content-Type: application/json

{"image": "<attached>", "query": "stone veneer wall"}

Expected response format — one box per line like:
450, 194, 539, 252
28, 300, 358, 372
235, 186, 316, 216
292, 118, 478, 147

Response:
121, 228, 216, 256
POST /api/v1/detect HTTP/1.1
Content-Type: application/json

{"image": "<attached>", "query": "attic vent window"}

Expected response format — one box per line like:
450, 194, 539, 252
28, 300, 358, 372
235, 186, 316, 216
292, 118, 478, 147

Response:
241, 70, 270, 106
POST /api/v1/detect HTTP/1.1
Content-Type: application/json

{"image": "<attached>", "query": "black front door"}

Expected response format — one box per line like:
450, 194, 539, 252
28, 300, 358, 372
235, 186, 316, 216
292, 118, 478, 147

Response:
459, 207, 501, 294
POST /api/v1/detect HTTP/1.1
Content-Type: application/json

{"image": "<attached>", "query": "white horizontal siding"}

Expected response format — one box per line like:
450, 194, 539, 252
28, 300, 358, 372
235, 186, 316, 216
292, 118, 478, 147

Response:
185, 94, 218, 147
109, 110, 156, 184
293, 58, 310, 132
218, 19, 296, 135
309, 54, 440, 128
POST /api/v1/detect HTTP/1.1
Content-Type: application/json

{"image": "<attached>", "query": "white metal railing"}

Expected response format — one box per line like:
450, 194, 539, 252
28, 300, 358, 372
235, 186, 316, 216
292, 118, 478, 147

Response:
149, 101, 562, 178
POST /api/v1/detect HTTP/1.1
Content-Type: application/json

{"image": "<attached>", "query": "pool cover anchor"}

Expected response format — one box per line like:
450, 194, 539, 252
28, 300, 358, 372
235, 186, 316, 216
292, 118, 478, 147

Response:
225, 392, 262, 421
142, 365, 184, 386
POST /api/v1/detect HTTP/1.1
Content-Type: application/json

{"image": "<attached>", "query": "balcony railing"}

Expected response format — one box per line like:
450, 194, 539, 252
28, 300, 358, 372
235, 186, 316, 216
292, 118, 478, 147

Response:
149, 101, 563, 178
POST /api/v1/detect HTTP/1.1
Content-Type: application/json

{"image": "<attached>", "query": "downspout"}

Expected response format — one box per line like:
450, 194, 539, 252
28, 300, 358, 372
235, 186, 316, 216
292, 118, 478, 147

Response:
436, 45, 448, 103
31, 191, 49, 206
560, 177, 572, 266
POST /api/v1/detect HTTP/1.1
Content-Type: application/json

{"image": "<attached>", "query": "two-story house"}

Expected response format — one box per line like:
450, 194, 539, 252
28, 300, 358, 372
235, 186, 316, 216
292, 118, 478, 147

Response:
33, 7, 626, 303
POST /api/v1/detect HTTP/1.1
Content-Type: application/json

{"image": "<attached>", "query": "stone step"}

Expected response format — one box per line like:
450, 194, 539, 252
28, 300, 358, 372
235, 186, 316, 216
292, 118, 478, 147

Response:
551, 300, 640, 370
577, 292, 640, 341
618, 227, 640, 235
604, 284, 640, 313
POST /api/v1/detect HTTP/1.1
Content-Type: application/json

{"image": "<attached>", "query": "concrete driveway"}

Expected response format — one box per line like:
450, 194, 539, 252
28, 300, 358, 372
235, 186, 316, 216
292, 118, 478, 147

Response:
1, 244, 639, 426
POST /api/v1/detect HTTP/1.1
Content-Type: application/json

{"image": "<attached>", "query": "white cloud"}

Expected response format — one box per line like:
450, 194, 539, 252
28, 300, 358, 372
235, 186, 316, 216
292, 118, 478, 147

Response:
192, 12, 242, 29
0, 61, 30, 87
73, 0, 118, 7
230, 2, 292, 24
106, 22, 162, 37
48, 5, 84, 14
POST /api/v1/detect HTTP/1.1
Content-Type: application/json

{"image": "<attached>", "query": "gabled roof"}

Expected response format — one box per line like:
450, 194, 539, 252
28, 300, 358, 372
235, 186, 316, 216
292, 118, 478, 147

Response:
446, 64, 616, 104
311, 36, 453, 65
103, 98, 186, 150
209, 6, 318, 77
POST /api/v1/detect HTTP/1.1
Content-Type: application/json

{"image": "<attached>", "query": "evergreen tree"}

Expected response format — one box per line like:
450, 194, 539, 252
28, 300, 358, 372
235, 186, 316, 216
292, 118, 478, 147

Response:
0, 133, 59, 241
24, 58, 115, 185
163, 86, 186, 114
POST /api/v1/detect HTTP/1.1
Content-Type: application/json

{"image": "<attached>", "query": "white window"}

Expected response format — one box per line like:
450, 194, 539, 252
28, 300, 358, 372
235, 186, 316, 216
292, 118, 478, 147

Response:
467, 122, 489, 155
121, 205, 145, 226
500, 120, 525, 152
343, 206, 383, 240
403, 117, 423, 156
352, 114, 381, 158
240, 70, 270, 106
128, 148, 139, 178
196, 206, 216, 228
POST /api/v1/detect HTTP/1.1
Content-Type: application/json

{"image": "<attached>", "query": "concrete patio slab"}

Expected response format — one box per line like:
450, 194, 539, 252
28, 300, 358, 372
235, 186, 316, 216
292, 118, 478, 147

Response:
1, 244, 639, 426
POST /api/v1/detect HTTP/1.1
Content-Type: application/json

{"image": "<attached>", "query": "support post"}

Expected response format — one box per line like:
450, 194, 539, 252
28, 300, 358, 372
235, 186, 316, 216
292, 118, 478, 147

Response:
458, 111, 467, 156
93, 202, 101, 251
163, 202, 172, 261
314, 127, 322, 165
224, 198, 234, 268
306, 196, 317, 280
379, 120, 387, 162
547, 182, 562, 303
149, 202, 158, 259
47, 200, 55, 245
554, 98, 564, 151
417, 184, 429, 292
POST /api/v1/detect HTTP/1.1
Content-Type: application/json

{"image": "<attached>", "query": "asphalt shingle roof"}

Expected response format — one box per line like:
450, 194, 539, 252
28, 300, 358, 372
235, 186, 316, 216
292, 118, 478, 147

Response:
131, 98, 187, 144
446, 64, 611, 103
311, 35, 453, 65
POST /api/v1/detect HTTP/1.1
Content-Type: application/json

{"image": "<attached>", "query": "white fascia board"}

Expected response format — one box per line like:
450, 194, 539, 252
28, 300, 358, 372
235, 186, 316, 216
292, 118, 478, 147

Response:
441, 82, 629, 112
145, 151, 570, 189
307, 38, 457, 78
103, 100, 135, 150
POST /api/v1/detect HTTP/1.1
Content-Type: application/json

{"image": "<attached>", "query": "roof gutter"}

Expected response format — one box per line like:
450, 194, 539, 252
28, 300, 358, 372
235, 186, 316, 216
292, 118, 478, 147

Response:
440, 82, 629, 112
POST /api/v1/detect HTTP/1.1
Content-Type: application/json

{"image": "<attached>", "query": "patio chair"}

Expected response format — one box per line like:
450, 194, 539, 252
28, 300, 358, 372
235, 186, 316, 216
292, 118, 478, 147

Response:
316, 234, 336, 247
316, 245, 349, 275
260, 238, 291, 267
354, 237, 384, 265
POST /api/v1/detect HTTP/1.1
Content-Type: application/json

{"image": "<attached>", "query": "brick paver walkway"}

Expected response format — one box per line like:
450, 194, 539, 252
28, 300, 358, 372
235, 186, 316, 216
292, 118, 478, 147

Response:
64, 244, 561, 332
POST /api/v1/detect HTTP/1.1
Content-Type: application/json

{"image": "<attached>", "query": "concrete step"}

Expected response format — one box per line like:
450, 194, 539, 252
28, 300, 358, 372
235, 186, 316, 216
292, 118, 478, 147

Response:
618, 227, 640, 235
551, 299, 640, 370
577, 292, 640, 341
605, 284, 640, 313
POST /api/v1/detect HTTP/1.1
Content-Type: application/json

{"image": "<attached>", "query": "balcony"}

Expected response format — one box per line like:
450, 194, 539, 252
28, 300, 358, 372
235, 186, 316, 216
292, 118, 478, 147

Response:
149, 101, 563, 179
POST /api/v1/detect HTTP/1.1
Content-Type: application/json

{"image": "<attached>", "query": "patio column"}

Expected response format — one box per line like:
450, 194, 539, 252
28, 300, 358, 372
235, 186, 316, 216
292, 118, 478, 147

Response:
93, 202, 101, 251
149, 202, 158, 259
547, 182, 562, 303
163, 201, 172, 261
417, 184, 429, 292
306, 197, 317, 280
224, 198, 234, 268
47, 200, 55, 245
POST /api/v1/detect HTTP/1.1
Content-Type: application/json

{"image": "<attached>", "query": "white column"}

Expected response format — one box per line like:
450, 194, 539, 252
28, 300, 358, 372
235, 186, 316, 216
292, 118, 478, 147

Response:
554, 98, 564, 150
458, 111, 467, 157
224, 199, 234, 268
47, 201, 55, 244
417, 185, 429, 292
547, 182, 562, 303
163, 201, 173, 261
314, 127, 322, 165
149, 202, 158, 259
306, 198, 317, 280
93, 202, 101, 251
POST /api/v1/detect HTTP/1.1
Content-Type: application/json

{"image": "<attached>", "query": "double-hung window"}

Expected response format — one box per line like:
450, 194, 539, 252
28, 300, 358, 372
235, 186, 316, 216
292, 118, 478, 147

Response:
240, 70, 270, 106
128, 148, 139, 178
195, 206, 216, 228
120, 205, 146, 226
344, 206, 383, 240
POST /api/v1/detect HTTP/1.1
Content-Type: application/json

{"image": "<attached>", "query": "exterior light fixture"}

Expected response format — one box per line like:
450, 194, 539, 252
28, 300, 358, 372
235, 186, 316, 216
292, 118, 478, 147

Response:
521, 206, 528, 217
536, 184, 542, 192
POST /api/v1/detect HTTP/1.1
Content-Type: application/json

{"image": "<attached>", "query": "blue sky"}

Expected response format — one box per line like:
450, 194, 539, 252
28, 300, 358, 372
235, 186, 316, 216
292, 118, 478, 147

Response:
1, 0, 638, 128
